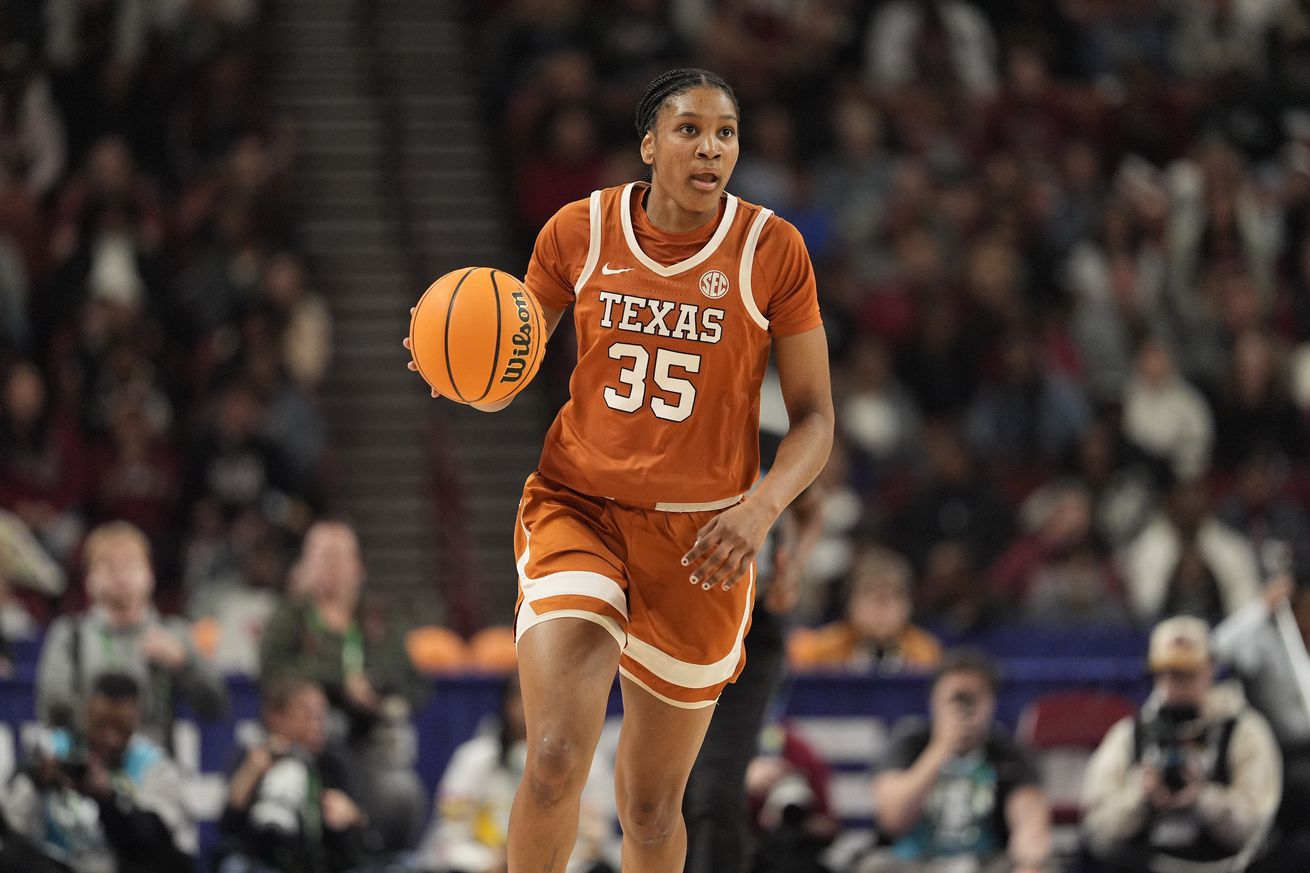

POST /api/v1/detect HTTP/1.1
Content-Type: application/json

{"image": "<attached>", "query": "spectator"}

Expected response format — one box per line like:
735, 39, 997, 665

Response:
259, 520, 429, 852
895, 424, 1013, 571
743, 722, 839, 873
1215, 451, 1310, 577
514, 105, 604, 237
1082, 616, 1281, 873
917, 539, 995, 633
0, 361, 87, 561
1166, 142, 1281, 364
183, 379, 292, 528
1119, 480, 1261, 624
0, 672, 197, 873
990, 482, 1129, 624
1121, 336, 1214, 483
216, 677, 367, 873
1211, 331, 1306, 470
978, 42, 1080, 162
1212, 577, 1310, 872
862, 650, 1051, 873
259, 251, 332, 392
1067, 419, 1156, 551
729, 103, 798, 213
813, 96, 892, 250
1064, 199, 1168, 402
87, 393, 180, 544
788, 547, 942, 673
863, 0, 999, 98
965, 327, 1092, 470
838, 337, 921, 472
49, 136, 163, 268
36, 520, 228, 746
0, 42, 67, 198
418, 674, 618, 873
1170, 0, 1282, 81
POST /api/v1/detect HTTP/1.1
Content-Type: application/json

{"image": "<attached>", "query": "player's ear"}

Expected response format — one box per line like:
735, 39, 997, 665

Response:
640, 130, 655, 167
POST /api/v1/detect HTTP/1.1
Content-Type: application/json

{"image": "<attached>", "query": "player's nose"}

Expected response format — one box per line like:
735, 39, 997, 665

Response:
696, 134, 720, 160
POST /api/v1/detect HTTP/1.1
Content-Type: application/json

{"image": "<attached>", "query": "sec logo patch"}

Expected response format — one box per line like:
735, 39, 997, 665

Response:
700, 269, 730, 299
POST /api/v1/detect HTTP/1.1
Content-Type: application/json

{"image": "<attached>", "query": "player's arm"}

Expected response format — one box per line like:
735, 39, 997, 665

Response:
682, 325, 833, 590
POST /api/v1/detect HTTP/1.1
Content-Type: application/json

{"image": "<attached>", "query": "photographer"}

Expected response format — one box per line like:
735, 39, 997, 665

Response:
215, 677, 367, 873
860, 650, 1052, 873
0, 672, 197, 873
1082, 616, 1281, 873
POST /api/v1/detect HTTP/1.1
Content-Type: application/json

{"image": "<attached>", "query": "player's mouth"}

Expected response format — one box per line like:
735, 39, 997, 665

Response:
690, 171, 719, 192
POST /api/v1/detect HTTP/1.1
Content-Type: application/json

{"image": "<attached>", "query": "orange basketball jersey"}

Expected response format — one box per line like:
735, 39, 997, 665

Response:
525, 182, 822, 509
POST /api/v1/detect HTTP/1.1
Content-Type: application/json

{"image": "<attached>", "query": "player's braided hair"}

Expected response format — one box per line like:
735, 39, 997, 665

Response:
634, 68, 738, 137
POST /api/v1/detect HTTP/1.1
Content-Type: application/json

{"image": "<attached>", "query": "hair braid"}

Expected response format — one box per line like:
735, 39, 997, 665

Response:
634, 68, 738, 137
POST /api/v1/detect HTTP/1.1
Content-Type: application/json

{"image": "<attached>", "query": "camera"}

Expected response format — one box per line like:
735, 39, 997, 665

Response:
56, 754, 90, 784
1145, 704, 1202, 793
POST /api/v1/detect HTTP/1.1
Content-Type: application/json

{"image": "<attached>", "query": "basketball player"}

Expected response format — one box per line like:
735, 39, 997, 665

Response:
405, 68, 832, 872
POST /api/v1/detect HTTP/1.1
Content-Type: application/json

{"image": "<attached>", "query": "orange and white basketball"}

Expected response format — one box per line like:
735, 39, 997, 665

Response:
408, 267, 546, 405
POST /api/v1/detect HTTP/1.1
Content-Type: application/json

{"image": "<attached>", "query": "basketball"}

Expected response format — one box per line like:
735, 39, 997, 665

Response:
408, 266, 546, 405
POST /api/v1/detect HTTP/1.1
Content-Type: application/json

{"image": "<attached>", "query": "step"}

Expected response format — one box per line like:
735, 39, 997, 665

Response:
305, 249, 405, 272
297, 150, 385, 174
401, 117, 479, 137
298, 141, 383, 158
301, 222, 395, 250
272, 97, 379, 116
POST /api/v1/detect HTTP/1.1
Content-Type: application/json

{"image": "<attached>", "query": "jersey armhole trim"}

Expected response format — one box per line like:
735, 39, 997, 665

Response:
739, 208, 772, 331
573, 190, 603, 293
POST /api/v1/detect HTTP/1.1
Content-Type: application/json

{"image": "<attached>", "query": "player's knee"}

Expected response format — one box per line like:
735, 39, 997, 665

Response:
524, 735, 587, 807
617, 790, 679, 846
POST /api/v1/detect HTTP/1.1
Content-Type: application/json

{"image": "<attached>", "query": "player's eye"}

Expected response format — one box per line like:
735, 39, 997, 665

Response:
680, 124, 697, 135
719, 128, 736, 139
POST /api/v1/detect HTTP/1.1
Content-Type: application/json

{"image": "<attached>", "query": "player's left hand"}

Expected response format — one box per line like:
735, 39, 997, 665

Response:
682, 500, 774, 592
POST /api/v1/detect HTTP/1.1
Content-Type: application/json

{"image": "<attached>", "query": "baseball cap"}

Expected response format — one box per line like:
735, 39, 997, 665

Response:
1148, 616, 1212, 673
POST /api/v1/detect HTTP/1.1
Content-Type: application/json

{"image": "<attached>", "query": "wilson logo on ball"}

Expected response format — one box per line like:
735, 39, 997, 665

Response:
700, 269, 730, 299
501, 288, 534, 383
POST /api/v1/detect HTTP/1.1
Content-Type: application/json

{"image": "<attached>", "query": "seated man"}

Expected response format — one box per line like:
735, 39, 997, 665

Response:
1082, 616, 1281, 873
0, 672, 197, 873
216, 677, 367, 873
36, 521, 228, 745
861, 650, 1051, 873
788, 547, 942, 673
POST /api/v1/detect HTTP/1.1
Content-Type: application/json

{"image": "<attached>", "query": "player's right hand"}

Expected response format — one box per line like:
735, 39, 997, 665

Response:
403, 308, 441, 398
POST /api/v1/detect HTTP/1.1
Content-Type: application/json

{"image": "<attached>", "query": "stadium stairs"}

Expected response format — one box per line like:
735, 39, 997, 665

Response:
271, 0, 545, 628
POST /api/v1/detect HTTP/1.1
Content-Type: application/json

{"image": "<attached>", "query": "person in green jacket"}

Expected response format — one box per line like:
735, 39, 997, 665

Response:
259, 520, 429, 854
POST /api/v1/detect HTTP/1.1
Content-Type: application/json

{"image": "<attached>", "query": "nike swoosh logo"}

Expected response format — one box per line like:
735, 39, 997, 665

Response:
601, 263, 633, 275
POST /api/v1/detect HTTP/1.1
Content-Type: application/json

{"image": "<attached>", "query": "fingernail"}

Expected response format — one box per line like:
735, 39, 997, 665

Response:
689, 575, 698, 584
702, 582, 712, 590
680, 558, 688, 566
721, 583, 729, 591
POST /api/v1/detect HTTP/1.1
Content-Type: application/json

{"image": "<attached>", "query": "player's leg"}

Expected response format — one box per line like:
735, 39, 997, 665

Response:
612, 675, 716, 872
508, 616, 620, 873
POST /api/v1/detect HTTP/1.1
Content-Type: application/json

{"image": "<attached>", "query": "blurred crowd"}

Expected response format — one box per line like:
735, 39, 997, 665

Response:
0, 0, 335, 665
474, 0, 1310, 636
8, 0, 1310, 871
464, 1, 1310, 870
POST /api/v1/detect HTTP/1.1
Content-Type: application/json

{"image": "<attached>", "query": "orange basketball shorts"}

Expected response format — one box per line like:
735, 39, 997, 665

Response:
513, 471, 754, 708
